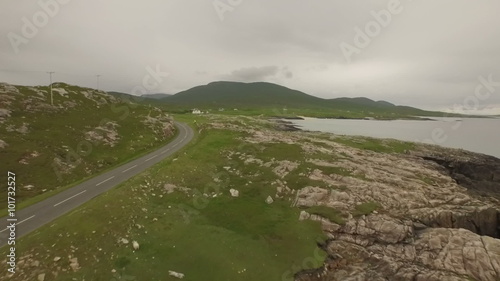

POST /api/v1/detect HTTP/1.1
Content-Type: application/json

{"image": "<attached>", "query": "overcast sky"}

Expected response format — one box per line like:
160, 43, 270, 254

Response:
1, 0, 499, 113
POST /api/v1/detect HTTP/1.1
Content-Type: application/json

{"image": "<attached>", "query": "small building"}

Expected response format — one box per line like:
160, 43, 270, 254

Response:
192, 109, 202, 114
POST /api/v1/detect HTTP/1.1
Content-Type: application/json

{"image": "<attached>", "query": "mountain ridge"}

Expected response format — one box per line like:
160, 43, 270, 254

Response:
158, 81, 449, 118
142, 93, 172, 99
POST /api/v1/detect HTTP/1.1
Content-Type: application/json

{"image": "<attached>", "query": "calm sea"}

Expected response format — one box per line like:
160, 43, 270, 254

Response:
289, 117, 500, 159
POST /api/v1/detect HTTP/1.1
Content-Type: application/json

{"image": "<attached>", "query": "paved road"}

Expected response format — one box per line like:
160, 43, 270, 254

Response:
0, 121, 194, 247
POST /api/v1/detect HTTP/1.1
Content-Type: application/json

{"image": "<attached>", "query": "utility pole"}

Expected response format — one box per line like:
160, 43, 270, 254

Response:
47, 71, 55, 105
96, 75, 101, 91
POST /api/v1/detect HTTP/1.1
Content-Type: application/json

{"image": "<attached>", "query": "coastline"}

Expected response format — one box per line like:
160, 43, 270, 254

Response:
276, 116, 500, 160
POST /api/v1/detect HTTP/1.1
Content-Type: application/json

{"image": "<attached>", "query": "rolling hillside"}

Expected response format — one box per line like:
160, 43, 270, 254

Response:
0, 82, 175, 205
163, 81, 326, 107
159, 81, 448, 118
142, 93, 172, 99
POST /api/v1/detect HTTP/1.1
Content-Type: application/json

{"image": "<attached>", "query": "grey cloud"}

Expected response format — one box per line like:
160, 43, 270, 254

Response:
227, 66, 279, 82
0, 0, 499, 112
282, 67, 293, 79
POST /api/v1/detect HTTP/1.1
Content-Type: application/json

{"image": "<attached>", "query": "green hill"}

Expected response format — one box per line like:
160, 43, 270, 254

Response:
328, 97, 395, 109
326, 97, 444, 117
159, 81, 450, 118
164, 81, 326, 108
108, 92, 172, 100
0, 82, 175, 206
142, 93, 172, 99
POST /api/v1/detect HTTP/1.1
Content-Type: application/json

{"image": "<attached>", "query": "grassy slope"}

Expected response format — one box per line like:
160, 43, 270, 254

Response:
157, 81, 457, 119
0, 83, 175, 208
1, 115, 326, 281
164, 81, 326, 108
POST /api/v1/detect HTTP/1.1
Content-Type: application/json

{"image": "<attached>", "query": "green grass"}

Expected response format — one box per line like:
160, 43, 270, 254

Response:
1, 83, 468, 280
0, 129, 178, 215
315, 166, 353, 177
0, 83, 176, 210
306, 205, 345, 225
333, 137, 415, 154
259, 143, 303, 161
0, 117, 327, 280
283, 164, 326, 190
161, 106, 449, 120
152, 81, 461, 120
353, 201, 381, 217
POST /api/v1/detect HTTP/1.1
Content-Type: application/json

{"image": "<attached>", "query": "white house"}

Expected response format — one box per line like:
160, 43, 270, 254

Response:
192, 109, 202, 114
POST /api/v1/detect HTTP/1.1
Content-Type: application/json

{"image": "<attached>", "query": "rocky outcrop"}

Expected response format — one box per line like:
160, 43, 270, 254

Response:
69, 257, 80, 272
288, 139, 500, 280
421, 208, 500, 238
0, 108, 11, 118
273, 160, 299, 178
0, 83, 20, 94
272, 119, 302, 131
209, 117, 500, 281
132, 241, 139, 250
169, 271, 185, 279
163, 183, 191, 194
84, 121, 121, 147
297, 215, 500, 281
0, 139, 7, 149
419, 151, 500, 198
230, 188, 239, 197
0, 108, 11, 124
142, 111, 175, 139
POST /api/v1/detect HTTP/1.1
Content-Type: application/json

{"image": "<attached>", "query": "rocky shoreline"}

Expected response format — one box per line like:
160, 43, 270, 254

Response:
295, 145, 500, 281
263, 115, 500, 280
214, 116, 500, 280
417, 150, 500, 199
271, 118, 303, 131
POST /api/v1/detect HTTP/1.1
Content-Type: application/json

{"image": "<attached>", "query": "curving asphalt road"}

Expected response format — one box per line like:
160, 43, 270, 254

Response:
0, 121, 194, 247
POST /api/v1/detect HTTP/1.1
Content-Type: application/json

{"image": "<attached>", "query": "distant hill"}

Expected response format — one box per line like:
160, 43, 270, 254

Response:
142, 93, 172, 99
330, 97, 395, 109
326, 97, 443, 117
107, 91, 173, 103
107, 91, 128, 98
159, 81, 448, 117
162, 81, 326, 108
107, 91, 141, 101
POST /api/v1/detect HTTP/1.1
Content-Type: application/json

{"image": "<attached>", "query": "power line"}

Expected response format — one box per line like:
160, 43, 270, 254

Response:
96, 75, 101, 91
47, 72, 55, 106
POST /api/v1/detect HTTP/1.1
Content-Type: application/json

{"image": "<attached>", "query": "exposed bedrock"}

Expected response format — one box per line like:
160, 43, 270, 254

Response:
422, 208, 500, 238
296, 215, 500, 281
295, 148, 500, 281
419, 152, 500, 197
